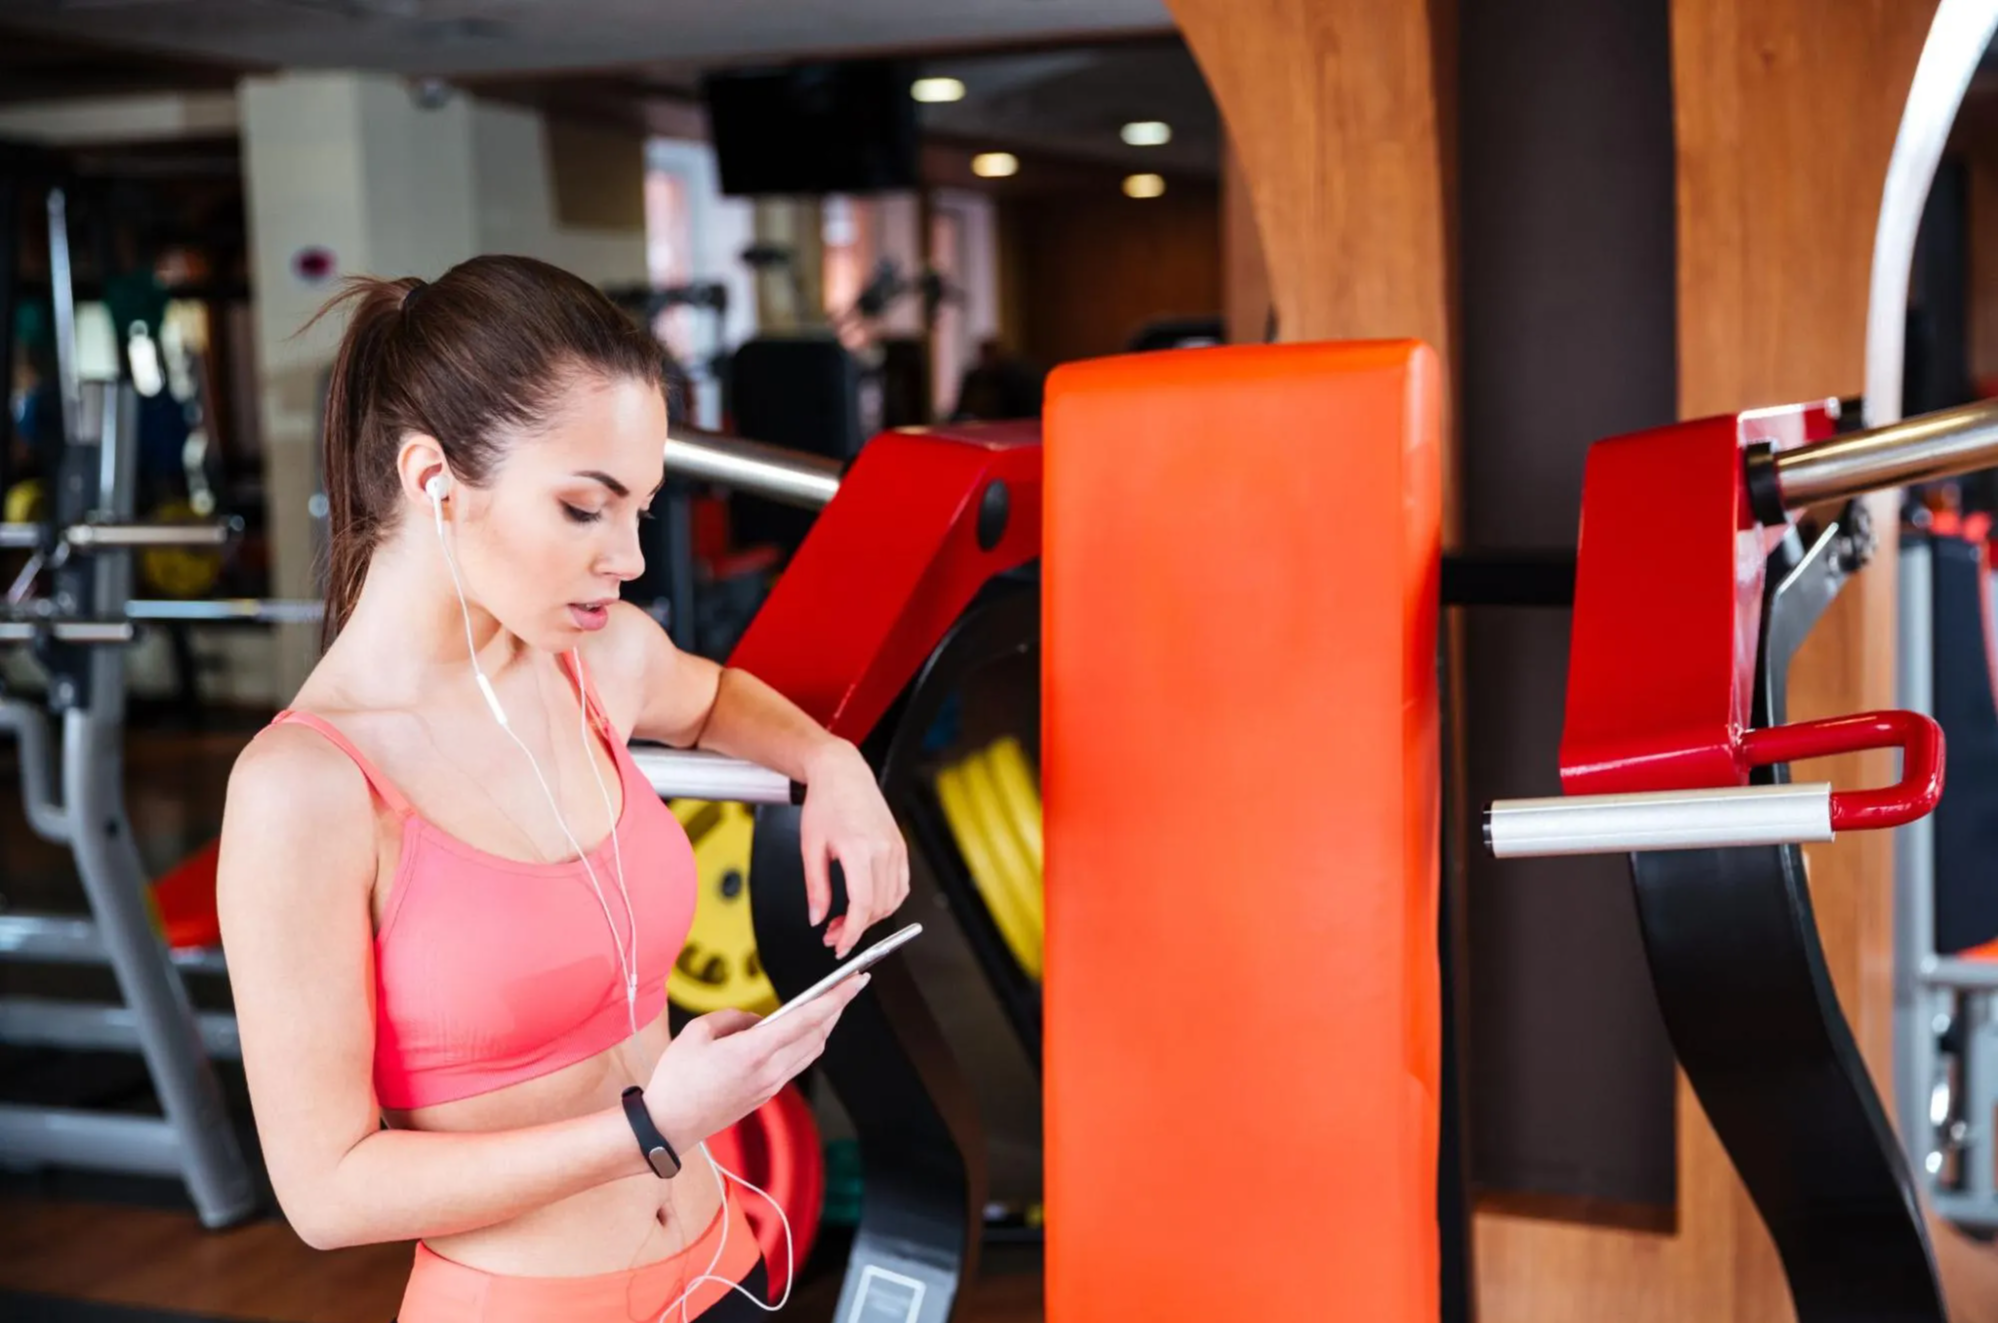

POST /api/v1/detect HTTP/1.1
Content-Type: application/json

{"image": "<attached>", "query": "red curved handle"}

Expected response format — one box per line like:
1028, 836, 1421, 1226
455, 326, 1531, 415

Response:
1739, 710, 1945, 831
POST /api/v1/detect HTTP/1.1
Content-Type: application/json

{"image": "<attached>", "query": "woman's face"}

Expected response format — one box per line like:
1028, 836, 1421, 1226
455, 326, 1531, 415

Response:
451, 372, 666, 651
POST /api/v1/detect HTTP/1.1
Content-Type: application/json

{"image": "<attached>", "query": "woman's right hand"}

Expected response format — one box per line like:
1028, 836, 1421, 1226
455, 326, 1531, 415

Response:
642, 974, 869, 1153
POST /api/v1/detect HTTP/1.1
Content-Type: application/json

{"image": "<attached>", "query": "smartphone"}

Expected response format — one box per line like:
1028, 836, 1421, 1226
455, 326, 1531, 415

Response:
762, 922, 924, 1025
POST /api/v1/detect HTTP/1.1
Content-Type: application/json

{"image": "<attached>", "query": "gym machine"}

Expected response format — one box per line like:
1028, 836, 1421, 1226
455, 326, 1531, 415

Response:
0, 182, 262, 1226
1483, 398, 1998, 1321
686, 422, 1036, 1322
0, 372, 259, 1226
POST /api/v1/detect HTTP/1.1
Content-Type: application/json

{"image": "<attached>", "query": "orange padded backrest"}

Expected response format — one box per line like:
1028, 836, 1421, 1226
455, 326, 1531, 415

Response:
1042, 341, 1442, 1322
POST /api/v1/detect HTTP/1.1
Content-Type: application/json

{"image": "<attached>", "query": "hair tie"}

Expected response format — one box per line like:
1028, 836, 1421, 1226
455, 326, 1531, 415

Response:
402, 280, 427, 313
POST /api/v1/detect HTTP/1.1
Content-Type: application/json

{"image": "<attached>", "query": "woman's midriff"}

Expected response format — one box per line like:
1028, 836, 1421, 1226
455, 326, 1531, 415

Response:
381, 1012, 727, 1279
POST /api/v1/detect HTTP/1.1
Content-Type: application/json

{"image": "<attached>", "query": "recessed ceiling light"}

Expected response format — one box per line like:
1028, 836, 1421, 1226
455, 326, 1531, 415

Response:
973, 152, 1020, 179
1121, 121, 1172, 147
912, 77, 966, 104
1123, 173, 1166, 199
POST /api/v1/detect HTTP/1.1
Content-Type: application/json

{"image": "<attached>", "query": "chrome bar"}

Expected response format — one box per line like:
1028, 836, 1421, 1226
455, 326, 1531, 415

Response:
664, 432, 842, 511
0, 521, 237, 550
1484, 781, 1834, 858
0, 1105, 188, 1182
1921, 957, 1999, 992
631, 745, 798, 804
126, 597, 324, 624
0, 914, 223, 971
0, 995, 240, 1060
1774, 399, 1998, 508
47, 189, 80, 445
0, 620, 134, 645
67, 520, 238, 549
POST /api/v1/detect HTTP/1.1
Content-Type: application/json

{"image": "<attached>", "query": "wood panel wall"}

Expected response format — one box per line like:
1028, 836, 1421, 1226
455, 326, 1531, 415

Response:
1178, 0, 1994, 1318
999, 182, 1221, 368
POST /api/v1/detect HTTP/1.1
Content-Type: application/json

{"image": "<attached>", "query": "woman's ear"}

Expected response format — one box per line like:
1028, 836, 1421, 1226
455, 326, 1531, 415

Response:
396, 435, 452, 511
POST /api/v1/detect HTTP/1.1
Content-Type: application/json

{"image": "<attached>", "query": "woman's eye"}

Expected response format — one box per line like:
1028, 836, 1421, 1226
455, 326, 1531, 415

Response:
562, 504, 602, 525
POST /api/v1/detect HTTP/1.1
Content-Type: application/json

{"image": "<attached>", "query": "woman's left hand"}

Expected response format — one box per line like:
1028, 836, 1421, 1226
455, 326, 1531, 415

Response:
799, 741, 910, 959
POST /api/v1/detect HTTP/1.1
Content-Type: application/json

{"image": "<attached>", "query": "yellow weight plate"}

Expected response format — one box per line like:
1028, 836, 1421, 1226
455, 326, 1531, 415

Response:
667, 799, 780, 1016
4, 479, 45, 525
139, 499, 223, 598
936, 761, 1042, 979
973, 737, 1044, 944
981, 736, 1043, 870
959, 751, 1042, 970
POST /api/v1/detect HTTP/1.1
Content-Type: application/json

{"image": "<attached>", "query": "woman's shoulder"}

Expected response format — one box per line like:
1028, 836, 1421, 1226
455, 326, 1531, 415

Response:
224, 711, 382, 847
572, 601, 671, 736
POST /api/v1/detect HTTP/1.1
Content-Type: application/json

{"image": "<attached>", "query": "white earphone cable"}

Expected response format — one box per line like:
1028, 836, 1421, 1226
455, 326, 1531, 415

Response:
430, 478, 791, 1311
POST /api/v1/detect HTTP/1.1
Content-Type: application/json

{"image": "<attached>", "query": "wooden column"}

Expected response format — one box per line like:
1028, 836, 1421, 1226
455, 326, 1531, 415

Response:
1167, 0, 1456, 533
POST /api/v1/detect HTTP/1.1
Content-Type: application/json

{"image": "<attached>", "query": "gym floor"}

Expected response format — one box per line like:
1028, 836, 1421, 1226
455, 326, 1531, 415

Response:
0, 714, 1045, 1323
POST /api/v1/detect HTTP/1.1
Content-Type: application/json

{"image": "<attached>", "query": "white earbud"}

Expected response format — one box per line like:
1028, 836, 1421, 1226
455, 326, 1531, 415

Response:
426, 472, 451, 503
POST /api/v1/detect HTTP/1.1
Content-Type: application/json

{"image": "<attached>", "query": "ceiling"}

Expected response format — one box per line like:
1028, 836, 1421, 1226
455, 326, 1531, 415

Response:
614, 42, 1221, 178
0, 2, 1219, 180
0, 0, 1175, 76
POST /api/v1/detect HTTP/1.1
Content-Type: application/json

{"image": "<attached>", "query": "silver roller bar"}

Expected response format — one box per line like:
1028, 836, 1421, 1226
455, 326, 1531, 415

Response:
663, 432, 843, 511
0, 521, 239, 551
631, 745, 799, 805
1773, 398, 1998, 509
1485, 781, 1835, 859
126, 598, 324, 624
0, 620, 134, 645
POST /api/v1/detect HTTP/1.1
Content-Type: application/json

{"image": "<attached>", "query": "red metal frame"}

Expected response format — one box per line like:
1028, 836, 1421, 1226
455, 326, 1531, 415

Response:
1558, 401, 1942, 831
728, 421, 1043, 743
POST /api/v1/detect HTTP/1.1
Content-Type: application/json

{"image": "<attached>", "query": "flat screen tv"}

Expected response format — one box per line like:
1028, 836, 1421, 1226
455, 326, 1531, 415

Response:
703, 60, 921, 197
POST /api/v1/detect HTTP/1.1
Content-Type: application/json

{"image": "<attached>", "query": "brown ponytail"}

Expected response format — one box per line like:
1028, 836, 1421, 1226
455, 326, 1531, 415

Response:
303, 256, 666, 647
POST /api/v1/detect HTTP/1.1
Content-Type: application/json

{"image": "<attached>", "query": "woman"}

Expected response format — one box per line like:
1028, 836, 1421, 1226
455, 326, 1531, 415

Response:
216, 255, 910, 1322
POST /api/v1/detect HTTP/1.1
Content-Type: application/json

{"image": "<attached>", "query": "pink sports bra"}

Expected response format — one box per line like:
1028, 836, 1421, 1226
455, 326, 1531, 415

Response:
269, 653, 697, 1111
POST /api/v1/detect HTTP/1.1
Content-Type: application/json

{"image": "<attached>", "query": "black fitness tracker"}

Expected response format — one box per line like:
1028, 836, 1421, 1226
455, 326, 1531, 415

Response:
620, 1086, 681, 1179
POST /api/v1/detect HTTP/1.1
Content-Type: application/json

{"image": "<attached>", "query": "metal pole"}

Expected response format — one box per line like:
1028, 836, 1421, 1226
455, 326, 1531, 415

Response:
1894, 533, 1939, 1173
1773, 399, 1998, 509
1483, 781, 1835, 858
0, 521, 238, 550
125, 597, 323, 624
0, 169, 16, 504
0, 620, 134, 645
663, 431, 842, 511
46, 188, 80, 449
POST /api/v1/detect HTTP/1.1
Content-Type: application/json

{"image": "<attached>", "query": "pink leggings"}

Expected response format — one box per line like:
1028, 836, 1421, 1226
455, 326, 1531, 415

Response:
396, 1190, 766, 1323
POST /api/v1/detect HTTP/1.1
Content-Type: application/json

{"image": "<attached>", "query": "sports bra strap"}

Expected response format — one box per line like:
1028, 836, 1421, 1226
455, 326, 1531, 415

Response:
269, 710, 416, 818
558, 650, 620, 744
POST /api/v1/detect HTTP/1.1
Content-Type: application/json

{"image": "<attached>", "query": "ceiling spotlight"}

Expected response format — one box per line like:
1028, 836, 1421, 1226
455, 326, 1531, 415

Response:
1123, 173, 1166, 199
1121, 120, 1172, 147
973, 152, 1020, 179
912, 77, 966, 104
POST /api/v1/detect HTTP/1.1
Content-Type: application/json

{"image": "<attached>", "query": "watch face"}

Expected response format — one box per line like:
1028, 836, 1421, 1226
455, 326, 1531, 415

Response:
647, 1145, 680, 1178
